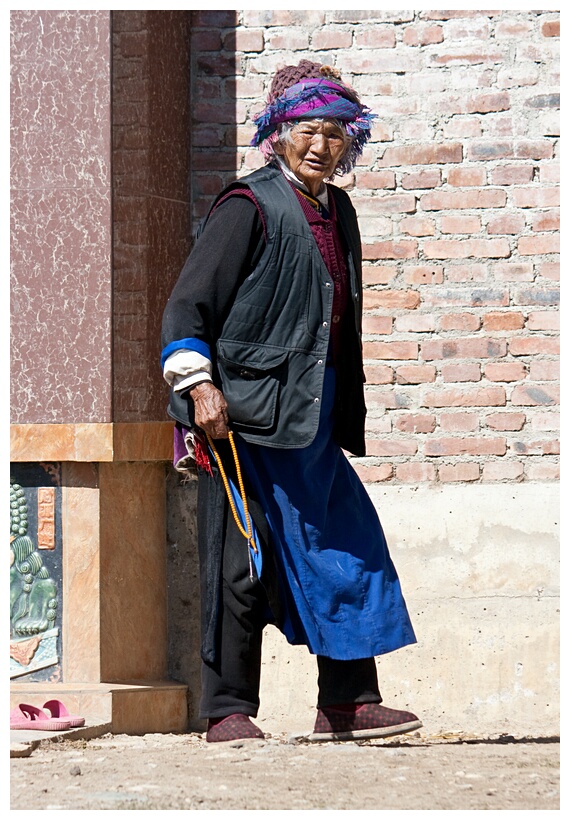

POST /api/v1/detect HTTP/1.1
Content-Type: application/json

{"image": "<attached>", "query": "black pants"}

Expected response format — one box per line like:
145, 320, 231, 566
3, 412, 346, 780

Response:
199, 493, 382, 719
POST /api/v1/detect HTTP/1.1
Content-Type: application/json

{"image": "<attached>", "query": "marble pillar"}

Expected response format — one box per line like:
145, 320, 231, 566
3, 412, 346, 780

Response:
10, 10, 192, 733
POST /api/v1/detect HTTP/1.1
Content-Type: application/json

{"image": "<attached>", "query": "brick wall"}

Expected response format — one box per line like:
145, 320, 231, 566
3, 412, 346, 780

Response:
112, 11, 191, 421
190, 9, 560, 485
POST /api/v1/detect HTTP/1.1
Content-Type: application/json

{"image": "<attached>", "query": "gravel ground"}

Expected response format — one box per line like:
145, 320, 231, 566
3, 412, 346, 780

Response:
10, 730, 559, 811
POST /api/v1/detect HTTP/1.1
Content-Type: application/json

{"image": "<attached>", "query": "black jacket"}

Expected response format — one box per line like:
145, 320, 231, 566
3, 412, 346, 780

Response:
162, 164, 367, 456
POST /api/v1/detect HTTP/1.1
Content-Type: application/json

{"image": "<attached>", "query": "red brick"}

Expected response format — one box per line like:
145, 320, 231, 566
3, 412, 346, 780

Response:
196, 54, 241, 77
224, 28, 265, 52
422, 337, 507, 360
354, 27, 397, 48
193, 151, 239, 171
465, 92, 510, 113
362, 241, 418, 260
525, 462, 559, 481
516, 287, 560, 307
527, 311, 559, 331
362, 315, 393, 335
403, 265, 444, 285
355, 171, 396, 189
441, 363, 481, 383
193, 10, 236, 26
403, 24, 444, 46
515, 140, 554, 160
541, 20, 560, 37
365, 417, 392, 433
512, 439, 560, 456
341, 51, 417, 75
430, 51, 505, 68
367, 439, 418, 457
482, 312, 525, 331
425, 437, 506, 456
486, 413, 526, 431
399, 216, 436, 236
422, 10, 503, 19
540, 164, 560, 184
511, 188, 560, 208
423, 239, 510, 259
395, 414, 436, 433
445, 264, 488, 283
396, 365, 437, 384
364, 341, 419, 360
467, 141, 515, 161
510, 385, 560, 405
539, 263, 560, 281
443, 117, 482, 138
485, 362, 526, 382
440, 216, 481, 234
395, 315, 437, 333
311, 28, 353, 50
266, 29, 309, 50
532, 211, 560, 232
395, 463, 437, 482
362, 265, 398, 286
401, 169, 442, 190
353, 464, 393, 483
438, 463, 480, 482
529, 361, 560, 380
193, 29, 222, 50
487, 214, 526, 235
509, 337, 559, 356
194, 127, 222, 147
363, 290, 420, 310
364, 365, 394, 384
357, 194, 417, 214
439, 413, 479, 432
439, 313, 481, 331
496, 19, 532, 37
529, 411, 559, 431
447, 167, 487, 187
482, 462, 524, 481
422, 386, 506, 408
490, 165, 534, 185
379, 143, 462, 167
493, 262, 534, 282
421, 189, 507, 210
366, 390, 412, 410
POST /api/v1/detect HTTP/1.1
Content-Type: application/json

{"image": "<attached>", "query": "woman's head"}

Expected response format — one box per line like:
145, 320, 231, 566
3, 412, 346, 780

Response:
250, 60, 376, 180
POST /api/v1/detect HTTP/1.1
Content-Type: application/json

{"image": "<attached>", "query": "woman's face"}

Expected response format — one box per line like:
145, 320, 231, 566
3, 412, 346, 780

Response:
276, 120, 348, 195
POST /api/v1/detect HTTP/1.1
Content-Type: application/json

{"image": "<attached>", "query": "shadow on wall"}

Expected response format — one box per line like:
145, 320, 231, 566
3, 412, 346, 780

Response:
160, 10, 239, 728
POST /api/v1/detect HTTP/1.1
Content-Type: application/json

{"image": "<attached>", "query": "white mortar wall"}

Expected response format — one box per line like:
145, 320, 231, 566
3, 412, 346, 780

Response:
257, 483, 559, 737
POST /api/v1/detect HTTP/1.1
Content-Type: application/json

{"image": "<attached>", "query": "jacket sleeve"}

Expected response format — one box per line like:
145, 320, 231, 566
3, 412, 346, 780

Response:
161, 194, 265, 393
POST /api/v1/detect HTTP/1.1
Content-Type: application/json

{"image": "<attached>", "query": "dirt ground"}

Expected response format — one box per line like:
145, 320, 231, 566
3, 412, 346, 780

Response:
10, 730, 559, 811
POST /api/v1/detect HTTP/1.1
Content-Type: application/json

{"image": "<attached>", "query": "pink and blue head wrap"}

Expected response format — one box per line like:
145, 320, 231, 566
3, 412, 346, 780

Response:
250, 77, 377, 174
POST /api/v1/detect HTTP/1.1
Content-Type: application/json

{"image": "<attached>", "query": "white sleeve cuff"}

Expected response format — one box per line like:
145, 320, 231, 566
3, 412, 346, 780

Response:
163, 349, 213, 390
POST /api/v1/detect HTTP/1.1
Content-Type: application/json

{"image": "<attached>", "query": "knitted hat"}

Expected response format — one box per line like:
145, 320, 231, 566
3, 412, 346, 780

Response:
250, 60, 376, 174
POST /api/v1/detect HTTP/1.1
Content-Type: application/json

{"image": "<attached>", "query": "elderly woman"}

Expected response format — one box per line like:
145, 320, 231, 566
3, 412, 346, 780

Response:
161, 60, 421, 743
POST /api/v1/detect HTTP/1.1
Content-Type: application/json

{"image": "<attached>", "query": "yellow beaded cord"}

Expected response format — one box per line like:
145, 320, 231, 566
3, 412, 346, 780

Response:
206, 430, 258, 555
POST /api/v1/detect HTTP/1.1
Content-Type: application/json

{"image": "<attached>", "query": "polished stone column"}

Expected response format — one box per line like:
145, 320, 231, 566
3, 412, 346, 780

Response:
10, 10, 192, 733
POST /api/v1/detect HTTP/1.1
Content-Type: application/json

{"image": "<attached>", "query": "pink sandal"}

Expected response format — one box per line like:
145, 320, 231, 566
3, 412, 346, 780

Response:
10, 703, 71, 731
43, 699, 85, 728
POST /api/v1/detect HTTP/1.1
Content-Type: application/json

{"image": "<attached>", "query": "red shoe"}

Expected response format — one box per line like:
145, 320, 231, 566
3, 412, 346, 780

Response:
308, 702, 422, 742
206, 713, 265, 743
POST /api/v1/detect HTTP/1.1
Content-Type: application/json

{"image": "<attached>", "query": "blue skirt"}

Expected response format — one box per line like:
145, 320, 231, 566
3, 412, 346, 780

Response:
235, 365, 417, 661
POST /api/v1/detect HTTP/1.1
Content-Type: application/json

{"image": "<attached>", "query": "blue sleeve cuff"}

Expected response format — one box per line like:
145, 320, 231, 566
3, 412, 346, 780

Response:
161, 338, 211, 368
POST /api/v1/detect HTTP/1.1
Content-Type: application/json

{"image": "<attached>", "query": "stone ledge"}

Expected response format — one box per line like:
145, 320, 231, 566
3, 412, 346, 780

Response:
10, 680, 188, 735
10, 421, 175, 463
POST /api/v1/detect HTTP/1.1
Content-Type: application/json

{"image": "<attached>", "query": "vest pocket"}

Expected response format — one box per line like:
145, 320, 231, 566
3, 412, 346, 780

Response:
216, 341, 288, 431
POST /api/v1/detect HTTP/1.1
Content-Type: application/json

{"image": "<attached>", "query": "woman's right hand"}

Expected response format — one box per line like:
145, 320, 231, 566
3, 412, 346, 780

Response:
189, 382, 230, 439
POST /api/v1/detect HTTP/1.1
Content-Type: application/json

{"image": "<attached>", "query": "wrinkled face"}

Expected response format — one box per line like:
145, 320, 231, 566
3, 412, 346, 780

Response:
276, 120, 348, 193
